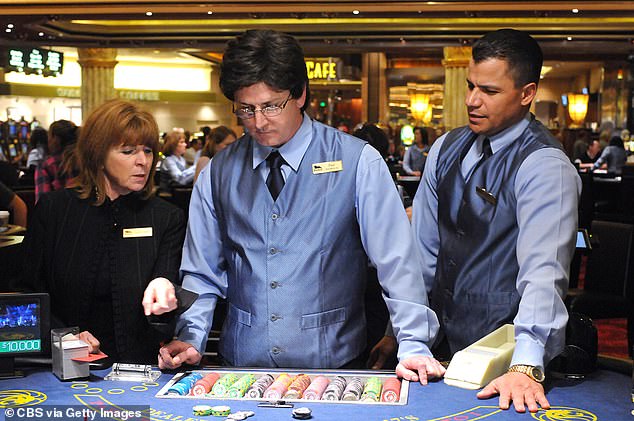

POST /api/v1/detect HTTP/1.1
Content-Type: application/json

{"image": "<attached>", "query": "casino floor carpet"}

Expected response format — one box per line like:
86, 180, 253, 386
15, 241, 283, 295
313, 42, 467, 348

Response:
594, 318, 629, 359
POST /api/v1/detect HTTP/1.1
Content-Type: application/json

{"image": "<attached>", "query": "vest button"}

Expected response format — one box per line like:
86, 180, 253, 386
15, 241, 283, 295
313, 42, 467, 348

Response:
271, 213, 278, 220
271, 346, 281, 354
270, 281, 279, 289
269, 248, 278, 255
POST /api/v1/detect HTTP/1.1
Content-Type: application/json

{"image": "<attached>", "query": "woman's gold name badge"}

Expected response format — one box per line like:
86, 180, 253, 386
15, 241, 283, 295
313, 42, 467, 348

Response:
312, 160, 343, 174
123, 227, 153, 238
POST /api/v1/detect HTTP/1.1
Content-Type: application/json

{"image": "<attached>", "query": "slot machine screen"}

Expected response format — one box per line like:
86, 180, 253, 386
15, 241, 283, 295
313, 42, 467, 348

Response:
0, 293, 50, 378
8, 144, 16, 158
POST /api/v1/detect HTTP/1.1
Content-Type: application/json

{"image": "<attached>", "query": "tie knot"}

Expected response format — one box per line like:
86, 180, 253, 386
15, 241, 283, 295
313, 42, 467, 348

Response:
266, 150, 285, 169
481, 137, 492, 159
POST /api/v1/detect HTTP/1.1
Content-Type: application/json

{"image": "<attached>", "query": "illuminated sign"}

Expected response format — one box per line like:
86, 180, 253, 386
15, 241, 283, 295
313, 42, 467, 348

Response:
305, 58, 340, 81
2, 48, 64, 77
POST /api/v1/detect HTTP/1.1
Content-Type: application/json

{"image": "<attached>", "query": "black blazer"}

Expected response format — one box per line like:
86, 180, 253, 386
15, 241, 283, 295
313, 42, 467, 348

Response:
20, 188, 185, 363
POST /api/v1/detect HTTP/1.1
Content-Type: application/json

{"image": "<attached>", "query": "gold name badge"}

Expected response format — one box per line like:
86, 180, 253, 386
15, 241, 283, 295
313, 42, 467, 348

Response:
312, 160, 343, 174
122, 227, 153, 238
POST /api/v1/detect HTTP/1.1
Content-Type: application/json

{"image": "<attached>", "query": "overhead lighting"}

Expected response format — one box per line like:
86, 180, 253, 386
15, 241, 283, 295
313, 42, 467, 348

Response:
567, 36, 573, 41
352, 10, 360, 15
5, 28, 11, 33
207, 11, 213, 15
572, 8, 579, 13
145, 11, 153, 16
7, 24, 14, 28
38, 32, 44, 37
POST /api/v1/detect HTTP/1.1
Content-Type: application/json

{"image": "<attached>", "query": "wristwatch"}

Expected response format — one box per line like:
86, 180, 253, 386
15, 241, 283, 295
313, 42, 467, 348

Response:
508, 364, 545, 383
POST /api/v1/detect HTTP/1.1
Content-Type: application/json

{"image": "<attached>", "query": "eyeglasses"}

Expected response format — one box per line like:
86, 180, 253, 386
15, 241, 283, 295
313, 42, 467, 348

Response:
233, 95, 293, 120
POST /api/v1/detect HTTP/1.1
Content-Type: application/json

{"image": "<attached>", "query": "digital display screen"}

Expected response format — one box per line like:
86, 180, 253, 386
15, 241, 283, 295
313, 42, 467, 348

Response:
20, 125, 28, 139
3, 48, 64, 77
8, 144, 16, 158
0, 301, 41, 354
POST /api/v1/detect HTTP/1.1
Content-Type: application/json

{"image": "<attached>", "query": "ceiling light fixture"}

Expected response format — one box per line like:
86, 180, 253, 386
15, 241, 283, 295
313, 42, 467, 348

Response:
7, 24, 14, 28
572, 8, 579, 13
567, 36, 573, 41
207, 11, 213, 15
145, 11, 153, 16
352, 10, 360, 15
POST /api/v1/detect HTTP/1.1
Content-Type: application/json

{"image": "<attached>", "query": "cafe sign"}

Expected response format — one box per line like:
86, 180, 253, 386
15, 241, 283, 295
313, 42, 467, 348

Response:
305, 58, 340, 81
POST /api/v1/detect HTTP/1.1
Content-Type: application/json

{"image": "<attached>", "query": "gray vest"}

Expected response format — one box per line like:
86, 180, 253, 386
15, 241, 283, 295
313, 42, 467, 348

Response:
432, 118, 563, 355
211, 120, 368, 368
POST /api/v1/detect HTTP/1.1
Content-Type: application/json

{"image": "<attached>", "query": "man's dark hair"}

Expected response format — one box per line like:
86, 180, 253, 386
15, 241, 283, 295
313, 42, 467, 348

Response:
472, 28, 543, 88
220, 29, 310, 112
353, 124, 389, 158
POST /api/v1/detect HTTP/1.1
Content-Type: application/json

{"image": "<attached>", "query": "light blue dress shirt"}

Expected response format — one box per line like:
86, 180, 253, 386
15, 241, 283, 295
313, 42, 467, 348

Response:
413, 113, 581, 368
176, 114, 439, 363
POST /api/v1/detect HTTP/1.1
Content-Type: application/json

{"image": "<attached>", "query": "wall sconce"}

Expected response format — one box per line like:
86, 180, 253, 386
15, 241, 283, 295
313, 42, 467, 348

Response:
410, 92, 432, 124
567, 93, 588, 127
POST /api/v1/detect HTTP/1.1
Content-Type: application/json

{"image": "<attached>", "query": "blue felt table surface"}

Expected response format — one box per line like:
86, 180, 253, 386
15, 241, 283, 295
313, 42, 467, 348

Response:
0, 366, 630, 420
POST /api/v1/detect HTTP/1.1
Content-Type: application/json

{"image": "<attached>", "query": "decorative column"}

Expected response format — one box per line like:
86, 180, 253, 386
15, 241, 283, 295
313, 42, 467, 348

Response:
442, 46, 471, 131
362, 52, 388, 124
77, 48, 118, 121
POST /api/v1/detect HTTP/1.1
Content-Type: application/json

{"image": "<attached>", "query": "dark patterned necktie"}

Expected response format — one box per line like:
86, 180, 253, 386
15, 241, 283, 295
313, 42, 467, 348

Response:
473, 137, 492, 173
266, 150, 285, 201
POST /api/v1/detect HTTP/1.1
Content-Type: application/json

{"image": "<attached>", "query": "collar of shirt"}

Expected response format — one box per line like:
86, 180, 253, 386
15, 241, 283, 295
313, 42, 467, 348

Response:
462, 112, 532, 178
252, 112, 313, 173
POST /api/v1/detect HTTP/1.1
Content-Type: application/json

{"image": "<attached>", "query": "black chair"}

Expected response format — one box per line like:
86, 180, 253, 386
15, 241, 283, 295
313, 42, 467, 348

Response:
566, 220, 634, 357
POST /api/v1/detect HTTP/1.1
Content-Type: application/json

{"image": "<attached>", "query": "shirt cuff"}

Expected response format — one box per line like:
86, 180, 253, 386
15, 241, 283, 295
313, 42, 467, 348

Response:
397, 340, 433, 360
175, 294, 217, 354
511, 337, 546, 369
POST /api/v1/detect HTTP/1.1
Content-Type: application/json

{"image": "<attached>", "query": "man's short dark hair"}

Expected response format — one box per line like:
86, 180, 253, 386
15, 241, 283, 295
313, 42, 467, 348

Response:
472, 28, 543, 88
220, 29, 310, 112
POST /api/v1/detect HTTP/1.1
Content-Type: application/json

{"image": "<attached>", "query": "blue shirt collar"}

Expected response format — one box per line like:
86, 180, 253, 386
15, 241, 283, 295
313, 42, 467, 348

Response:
484, 112, 532, 154
252, 113, 313, 172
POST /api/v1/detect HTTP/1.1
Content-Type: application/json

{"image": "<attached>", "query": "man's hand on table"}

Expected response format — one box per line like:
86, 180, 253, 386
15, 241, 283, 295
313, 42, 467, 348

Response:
396, 355, 446, 385
477, 372, 549, 413
158, 340, 202, 370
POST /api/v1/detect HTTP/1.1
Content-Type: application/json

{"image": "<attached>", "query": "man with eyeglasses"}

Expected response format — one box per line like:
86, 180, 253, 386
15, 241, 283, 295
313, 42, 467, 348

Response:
155, 29, 444, 383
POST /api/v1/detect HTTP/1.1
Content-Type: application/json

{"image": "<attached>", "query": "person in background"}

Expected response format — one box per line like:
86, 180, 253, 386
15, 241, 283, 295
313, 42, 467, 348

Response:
193, 125, 237, 183
574, 139, 601, 168
161, 132, 196, 186
402, 126, 429, 176
27, 127, 48, 169
377, 29, 580, 412
154, 29, 443, 384
592, 135, 627, 175
20, 99, 186, 363
35, 119, 79, 202
184, 136, 203, 167
0, 181, 27, 227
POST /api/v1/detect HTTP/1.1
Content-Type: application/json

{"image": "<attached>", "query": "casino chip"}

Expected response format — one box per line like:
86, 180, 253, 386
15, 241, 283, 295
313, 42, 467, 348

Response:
192, 405, 213, 416
210, 405, 232, 417
292, 407, 312, 420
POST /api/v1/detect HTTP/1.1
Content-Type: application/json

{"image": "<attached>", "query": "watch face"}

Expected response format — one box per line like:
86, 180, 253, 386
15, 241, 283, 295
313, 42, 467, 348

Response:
531, 367, 545, 382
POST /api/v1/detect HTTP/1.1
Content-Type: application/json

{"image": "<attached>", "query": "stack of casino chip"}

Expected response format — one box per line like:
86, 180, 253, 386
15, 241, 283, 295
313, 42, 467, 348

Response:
226, 374, 257, 398
283, 374, 311, 399
341, 376, 364, 401
192, 405, 213, 416
321, 376, 347, 401
303, 376, 330, 400
380, 377, 401, 402
245, 374, 275, 398
167, 372, 203, 395
211, 373, 239, 397
263, 373, 294, 400
210, 405, 231, 417
360, 377, 382, 402
190, 372, 221, 396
